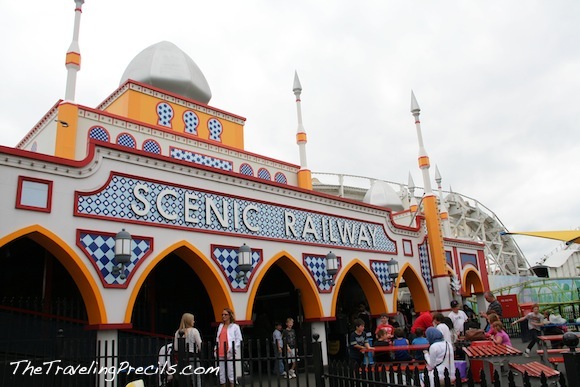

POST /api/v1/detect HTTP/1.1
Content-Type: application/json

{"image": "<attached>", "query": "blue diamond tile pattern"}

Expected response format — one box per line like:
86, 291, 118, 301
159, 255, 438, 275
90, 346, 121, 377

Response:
143, 140, 161, 154
170, 147, 233, 172
212, 245, 261, 291
184, 110, 199, 135
370, 260, 394, 293
157, 103, 174, 128
274, 172, 287, 184
239, 163, 254, 177
304, 255, 341, 292
208, 118, 223, 142
117, 133, 136, 148
257, 168, 271, 180
89, 126, 110, 142
76, 174, 397, 253
78, 231, 151, 287
419, 241, 433, 292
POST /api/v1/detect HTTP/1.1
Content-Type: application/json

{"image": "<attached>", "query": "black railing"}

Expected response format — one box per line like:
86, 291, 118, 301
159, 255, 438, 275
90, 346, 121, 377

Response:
325, 362, 570, 387
0, 330, 317, 387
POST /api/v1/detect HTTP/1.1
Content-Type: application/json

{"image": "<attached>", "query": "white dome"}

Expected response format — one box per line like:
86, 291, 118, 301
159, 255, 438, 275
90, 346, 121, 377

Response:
363, 181, 404, 211
120, 41, 212, 103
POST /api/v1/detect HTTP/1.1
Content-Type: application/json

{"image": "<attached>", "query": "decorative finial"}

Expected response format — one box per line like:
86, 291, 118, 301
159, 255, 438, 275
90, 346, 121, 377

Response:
408, 172, 415, 192
435, 165, 442, 185
293, 71, 302, 94
410, 90, 421, 114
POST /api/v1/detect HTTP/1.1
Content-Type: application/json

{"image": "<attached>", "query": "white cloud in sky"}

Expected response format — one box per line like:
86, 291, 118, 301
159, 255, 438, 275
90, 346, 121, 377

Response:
1, 0, 579, 266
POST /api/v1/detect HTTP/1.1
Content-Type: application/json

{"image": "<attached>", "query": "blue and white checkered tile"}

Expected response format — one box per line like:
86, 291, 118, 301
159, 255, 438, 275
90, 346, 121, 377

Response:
304, 255, 340, 292
257, 168, 271, 180
183, 110, 199, 135
418, 242, 433, 292
208, 118, 223, 142
239, 163, 254, 176
274, 172, 287, 184
89, 127, 110, 142
213, 246, 261, 291
143, 140, 161, 154
370, 260, 393, 293
157, 103, 174, 127
117, 133, 136, 148
79, 231, 151, 287
170, 147, 233, 172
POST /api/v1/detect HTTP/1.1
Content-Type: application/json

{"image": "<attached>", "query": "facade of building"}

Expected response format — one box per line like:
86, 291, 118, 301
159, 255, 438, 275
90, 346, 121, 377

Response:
0, 1, 490, 368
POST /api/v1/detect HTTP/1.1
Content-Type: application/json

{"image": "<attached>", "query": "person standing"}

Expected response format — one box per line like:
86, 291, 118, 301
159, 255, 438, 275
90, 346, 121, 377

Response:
375, 313, 394, 341
215, 308, 243, 387
410, 311, 433, 336
511, 303, 544, 357
448, 300, 468, 336
272, 322, 286, 377
480, 292, 502, 319
174, 313, 202, 387
432, 313, 453, 345
283, 317, 298, 378
423, 327, 455, 386
348, 318, 372, 368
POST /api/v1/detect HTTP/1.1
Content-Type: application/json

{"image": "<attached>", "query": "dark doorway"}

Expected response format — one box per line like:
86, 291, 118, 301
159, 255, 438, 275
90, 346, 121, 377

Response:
132, 252, 214, 339
251, 264, 302, 341
0, 237, 88, 343
327, 272, 370, 359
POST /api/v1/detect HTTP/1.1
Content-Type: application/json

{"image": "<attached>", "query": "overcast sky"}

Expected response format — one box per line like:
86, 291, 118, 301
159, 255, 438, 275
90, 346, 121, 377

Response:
1, 1, 578, 267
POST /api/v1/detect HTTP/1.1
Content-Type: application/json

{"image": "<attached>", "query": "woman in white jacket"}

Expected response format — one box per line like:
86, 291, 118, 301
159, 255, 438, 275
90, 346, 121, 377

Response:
423, 327, 455, 386
215, 307, 243, 387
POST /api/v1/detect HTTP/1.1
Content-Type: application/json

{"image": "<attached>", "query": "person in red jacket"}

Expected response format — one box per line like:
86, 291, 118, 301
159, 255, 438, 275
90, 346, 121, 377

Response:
410, 311, 433, 335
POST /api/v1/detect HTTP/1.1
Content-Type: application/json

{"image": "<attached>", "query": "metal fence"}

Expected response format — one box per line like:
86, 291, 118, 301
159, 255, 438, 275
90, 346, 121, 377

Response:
325, 362, 570, 387
0, 329, 318, 387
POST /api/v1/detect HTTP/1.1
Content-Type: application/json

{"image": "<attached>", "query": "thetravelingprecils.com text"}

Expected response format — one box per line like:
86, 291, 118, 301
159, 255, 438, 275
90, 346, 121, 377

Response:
10, 360, 218, 382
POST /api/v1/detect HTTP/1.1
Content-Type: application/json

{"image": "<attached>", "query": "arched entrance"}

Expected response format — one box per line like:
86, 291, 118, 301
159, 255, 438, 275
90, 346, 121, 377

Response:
127, 241, 232, 337
0, 230, 98, 344
327, 259, 386, 359
393, 262, 431, 312
462, 268, 485, 296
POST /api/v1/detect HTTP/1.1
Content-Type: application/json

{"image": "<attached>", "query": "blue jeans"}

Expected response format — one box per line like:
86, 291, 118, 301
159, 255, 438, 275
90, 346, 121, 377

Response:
276, 351, 285, 375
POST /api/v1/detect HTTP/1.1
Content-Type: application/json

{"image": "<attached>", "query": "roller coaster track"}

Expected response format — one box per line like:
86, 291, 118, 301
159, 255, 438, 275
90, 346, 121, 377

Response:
311, 172, 530, 276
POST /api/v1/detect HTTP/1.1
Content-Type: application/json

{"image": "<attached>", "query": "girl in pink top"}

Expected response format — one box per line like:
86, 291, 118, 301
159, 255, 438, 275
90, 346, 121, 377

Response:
491, 321, 512, 346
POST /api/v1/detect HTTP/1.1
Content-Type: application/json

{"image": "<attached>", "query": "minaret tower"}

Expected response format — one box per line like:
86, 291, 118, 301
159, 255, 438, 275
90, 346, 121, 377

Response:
410, 91, 450, 310
55, 0, 84, 160
64, 0, 84, 102
293, 71, 312, 190
408, 172, 418, 214
435, 166, 452, 237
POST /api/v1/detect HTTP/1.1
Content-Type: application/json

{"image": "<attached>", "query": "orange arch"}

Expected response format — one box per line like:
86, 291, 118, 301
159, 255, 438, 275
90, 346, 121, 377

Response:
331, 258, 387, 316
245, 251, 323, 321
0, 225, 106, 325
392, 262, 431, 312
461, 267, 485, 296
125, 241, 233, 323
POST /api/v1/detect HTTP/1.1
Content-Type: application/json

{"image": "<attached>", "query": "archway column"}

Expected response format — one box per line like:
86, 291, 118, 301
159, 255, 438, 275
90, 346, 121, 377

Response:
311, 322, 328, 365
96, 329, 119, 387
431, 275, 453, 311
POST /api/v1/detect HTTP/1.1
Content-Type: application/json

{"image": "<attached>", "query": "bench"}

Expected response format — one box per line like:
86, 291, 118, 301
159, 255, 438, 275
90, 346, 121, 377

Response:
508, 361, 560, 378
547, 356, 564, 370
536, 349, 570, 356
